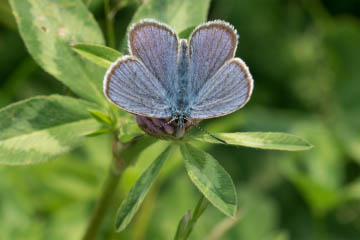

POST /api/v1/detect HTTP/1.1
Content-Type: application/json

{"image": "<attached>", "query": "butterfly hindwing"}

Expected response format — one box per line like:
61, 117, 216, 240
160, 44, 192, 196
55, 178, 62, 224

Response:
188, 21, 238, 95
189, 58, 253, 119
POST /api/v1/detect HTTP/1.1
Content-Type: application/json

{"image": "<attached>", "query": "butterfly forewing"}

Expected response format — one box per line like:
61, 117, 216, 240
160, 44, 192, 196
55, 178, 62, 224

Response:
129, 20, 179, 95
188, 21, 238, 95
189, 58, 253, 119
104, 56, 172, 118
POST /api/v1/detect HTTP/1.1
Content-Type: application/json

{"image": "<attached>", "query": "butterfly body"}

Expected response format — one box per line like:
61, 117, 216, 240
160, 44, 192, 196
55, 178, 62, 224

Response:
104, 19, 254, 138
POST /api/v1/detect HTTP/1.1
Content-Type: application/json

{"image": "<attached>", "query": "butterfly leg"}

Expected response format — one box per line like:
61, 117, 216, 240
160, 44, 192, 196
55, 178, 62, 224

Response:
167, 116, 178, 125
184, 116, 227, 144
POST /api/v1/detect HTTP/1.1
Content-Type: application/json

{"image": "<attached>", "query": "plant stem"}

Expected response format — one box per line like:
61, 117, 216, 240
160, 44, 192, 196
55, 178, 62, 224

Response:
174, 194, 209, 240
82, 135, 125, 240
104, 0, 115, 48
82, 163, 122, 240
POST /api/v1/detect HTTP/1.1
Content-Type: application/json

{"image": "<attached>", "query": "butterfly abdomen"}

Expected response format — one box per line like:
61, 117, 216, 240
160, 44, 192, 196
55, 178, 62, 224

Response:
175, 39, 191, 114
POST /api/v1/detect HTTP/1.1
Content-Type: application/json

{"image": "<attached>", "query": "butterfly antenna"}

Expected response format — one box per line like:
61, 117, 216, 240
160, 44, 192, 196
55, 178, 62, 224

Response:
185, 117, 227, 144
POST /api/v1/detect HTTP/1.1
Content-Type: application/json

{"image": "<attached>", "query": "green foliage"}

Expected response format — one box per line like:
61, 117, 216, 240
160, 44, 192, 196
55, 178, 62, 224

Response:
0, 95, 100, 165
9, 0, 106, 104
174, 195, 209, 240
128, 0, 210, 33
115, 145, 175, 231
85, 128, 112, 137
119, 135, 157, 163
72, 43, 123, 68
0, 1, 16, 30
117, 117, 144, 142
88, 110, 113, 126
193, 132, 313, 151
2, 0, 360, 239
178, 26, 196, 39
120, 0, 210, 49
181, 143, 237, 217
174, 210, 192, 240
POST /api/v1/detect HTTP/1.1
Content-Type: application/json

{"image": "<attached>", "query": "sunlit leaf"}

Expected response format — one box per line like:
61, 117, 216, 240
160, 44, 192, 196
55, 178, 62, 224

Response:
130, 0, 210, 32
180, 143, 237, 217
10, 0, 106, 104
72, 43, 122, 68
88, 109, 112, 126
85, 128, 111, 137
115, 144, 175, 231
0, 95, 101, 165
192, 132, 313, 151
178, 26, 196, 39
174, 210, 192, 240
121, 0, 210, 49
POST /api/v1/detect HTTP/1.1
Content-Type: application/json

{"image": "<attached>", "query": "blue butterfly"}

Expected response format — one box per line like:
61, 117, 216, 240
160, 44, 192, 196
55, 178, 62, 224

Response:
104, 19, 254, 137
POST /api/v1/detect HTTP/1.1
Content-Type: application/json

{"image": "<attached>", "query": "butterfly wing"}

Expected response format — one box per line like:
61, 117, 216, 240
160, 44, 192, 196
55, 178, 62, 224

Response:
187, 21, 253, 119
104, 56, 172, 118
188, 20, 238, 95
129, 19, 179, 95
189, 58, 254, 119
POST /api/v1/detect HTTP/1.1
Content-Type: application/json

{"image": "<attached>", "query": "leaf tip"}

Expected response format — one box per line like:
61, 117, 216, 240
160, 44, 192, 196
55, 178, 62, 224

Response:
295, 137, 314, 151
114, 211, 127, 232
305, 143, 314, 150
114, 222, 124, 232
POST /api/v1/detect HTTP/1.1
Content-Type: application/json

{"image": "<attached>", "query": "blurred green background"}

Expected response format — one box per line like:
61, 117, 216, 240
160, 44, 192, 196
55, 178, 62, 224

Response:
1, 0, 360, 239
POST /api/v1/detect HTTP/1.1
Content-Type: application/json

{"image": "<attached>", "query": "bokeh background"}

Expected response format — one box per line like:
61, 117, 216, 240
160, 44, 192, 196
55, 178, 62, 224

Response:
1, 0, 360, 239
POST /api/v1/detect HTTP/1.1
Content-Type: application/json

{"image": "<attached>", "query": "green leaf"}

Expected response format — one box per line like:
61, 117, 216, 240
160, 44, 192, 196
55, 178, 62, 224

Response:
192, 132, 313, 151
120, 135, 157, 165
131, 0, 210, 32
117, 117, 144, 142
0, 95, 101, 165
174, 210, 192, 240
122, 0, 210, 49
115, 144, 175, 231
72, 43, 122, 68
10, 0, 106, 104
180, 143, 237, 217
85, 128, 111, 137
178, 26, 196, 39
88, 110, 112, 126
0, 1, 17, 30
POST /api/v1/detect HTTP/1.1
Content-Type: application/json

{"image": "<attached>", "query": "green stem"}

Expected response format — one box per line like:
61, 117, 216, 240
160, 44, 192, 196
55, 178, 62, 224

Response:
104, 0, 115, 48
82, 135, 125, 240
82, 163, 122, 240
174, 194, 209, 240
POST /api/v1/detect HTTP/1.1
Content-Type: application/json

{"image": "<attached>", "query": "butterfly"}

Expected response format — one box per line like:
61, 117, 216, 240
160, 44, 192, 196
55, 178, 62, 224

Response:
104, 19, 254, 138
